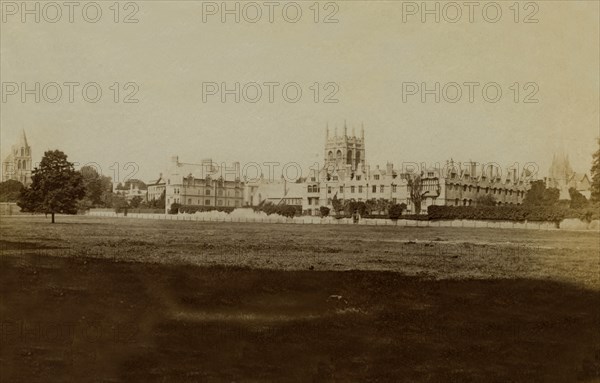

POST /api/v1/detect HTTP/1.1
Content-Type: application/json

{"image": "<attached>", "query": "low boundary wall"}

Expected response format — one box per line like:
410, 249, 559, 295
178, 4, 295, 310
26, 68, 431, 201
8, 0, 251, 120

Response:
86, 210, 599, 231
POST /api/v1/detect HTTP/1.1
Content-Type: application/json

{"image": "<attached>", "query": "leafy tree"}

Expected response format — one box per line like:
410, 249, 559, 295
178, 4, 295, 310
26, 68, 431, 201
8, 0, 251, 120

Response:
17, 150, 85, 223
169, 202, 181, 214
475, 194, 496, 206
319, 206, 330, 217
543, 187, 560, 206
592, 138, 600, 202
157, 190, 166, 209
356, 201, 367, 216
524, 180, 559, 206
0, 180, 24, 202
148, 190, 166, 209
523, 180, 545, 205
80, 165, 113, 207
568, 187, 588, 209
111, 194, 128, 214
18, 186, 42, 213
130, 196, 143, 208
388, 203, 405, 220
331, 194, 343, 216
376, 198, 391, 214
407, 173, 425, 214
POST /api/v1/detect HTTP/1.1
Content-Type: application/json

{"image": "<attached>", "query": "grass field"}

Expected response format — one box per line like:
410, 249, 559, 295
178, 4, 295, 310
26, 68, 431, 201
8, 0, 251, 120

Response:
1, 215, 599, 382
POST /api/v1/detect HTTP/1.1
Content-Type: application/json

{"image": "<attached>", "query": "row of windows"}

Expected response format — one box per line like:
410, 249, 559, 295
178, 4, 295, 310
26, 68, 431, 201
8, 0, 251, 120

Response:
451, 198, 521, 207
325, 185, 399, 194
173, 188, 240, 197
15, 147, 30, 156
448, 184, 524, 197
184, 199, 241, 207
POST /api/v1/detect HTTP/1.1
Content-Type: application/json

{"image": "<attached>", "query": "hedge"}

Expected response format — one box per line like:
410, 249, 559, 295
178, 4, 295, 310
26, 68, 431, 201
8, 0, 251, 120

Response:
427, 205, 567, 222
253, 204, 301, 218
178, 205, 235, 214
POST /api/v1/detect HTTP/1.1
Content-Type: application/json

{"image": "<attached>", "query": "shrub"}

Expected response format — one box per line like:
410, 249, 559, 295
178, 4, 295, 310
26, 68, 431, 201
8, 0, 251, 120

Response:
319, 206, 330, 217
253, 202, 301, 218
388, 203, 405, 221
169, 203, 181, 214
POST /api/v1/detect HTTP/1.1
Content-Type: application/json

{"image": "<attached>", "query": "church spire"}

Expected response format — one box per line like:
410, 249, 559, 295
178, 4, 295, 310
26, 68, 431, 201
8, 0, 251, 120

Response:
19, 129, 28, 148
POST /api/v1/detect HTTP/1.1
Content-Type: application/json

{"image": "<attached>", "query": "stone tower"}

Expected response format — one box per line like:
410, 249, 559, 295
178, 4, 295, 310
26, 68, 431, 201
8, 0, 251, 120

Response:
323, 121, 366, 172
2, 129, 32, 186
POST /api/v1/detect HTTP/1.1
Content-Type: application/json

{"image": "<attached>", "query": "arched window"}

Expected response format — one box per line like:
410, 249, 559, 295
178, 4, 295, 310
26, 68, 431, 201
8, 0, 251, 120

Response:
328, 151, 333, 160
336, 150, 342, 162
20, 147, 24, 156
347, 150, 353, 165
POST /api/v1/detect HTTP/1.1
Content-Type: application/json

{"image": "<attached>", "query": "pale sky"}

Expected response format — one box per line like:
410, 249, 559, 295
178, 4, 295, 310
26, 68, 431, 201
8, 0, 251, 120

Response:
1, 1, 599, 182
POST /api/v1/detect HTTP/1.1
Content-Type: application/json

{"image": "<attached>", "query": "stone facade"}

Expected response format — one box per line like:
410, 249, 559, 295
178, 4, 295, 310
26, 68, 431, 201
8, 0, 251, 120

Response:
545, 153, 591, 199
301, 127, 529, 215
164, 156, 243, 212
156, 125, 532, 215
2, 129, 32, 186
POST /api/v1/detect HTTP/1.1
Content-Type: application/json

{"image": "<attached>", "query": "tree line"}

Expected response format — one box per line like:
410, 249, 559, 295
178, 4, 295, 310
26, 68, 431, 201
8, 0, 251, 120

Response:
1, 150, 164, 223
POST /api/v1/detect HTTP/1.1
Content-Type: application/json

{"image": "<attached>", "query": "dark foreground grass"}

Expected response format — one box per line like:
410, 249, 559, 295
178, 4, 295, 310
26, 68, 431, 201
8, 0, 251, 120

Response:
1, 254, 599, 382
1, 216, 599, 382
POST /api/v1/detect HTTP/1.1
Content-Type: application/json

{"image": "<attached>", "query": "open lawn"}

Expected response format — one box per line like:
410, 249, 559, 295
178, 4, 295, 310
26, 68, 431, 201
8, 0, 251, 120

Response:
1, 215, 599, 382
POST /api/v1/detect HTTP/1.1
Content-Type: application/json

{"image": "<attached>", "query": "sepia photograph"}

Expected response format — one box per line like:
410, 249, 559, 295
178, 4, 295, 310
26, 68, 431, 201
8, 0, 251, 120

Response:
1, 1, 599, 382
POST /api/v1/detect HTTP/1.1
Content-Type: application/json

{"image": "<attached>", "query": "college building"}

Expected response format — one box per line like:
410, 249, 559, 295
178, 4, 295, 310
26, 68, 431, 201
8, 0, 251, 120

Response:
2, 129, 32, 186
298, 124, 530, 215
163, 156, 244, 212
157, 124, 596, 216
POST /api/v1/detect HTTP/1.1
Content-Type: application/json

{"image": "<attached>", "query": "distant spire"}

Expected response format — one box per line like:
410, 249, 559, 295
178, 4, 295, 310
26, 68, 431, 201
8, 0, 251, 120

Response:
343, 120, 347, 137
19, 129, 28, 147
325, 122, 329, 140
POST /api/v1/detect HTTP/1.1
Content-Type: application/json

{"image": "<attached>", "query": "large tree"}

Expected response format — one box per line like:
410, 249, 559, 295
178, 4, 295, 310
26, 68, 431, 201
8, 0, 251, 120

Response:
568, 187, 588, 209
523, 180, 559, 206
80, 165, 113, 207
407, 173, 425, 214
18, 150, 85, 223
0, 180, 24, 202
591, 138, 600, 202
